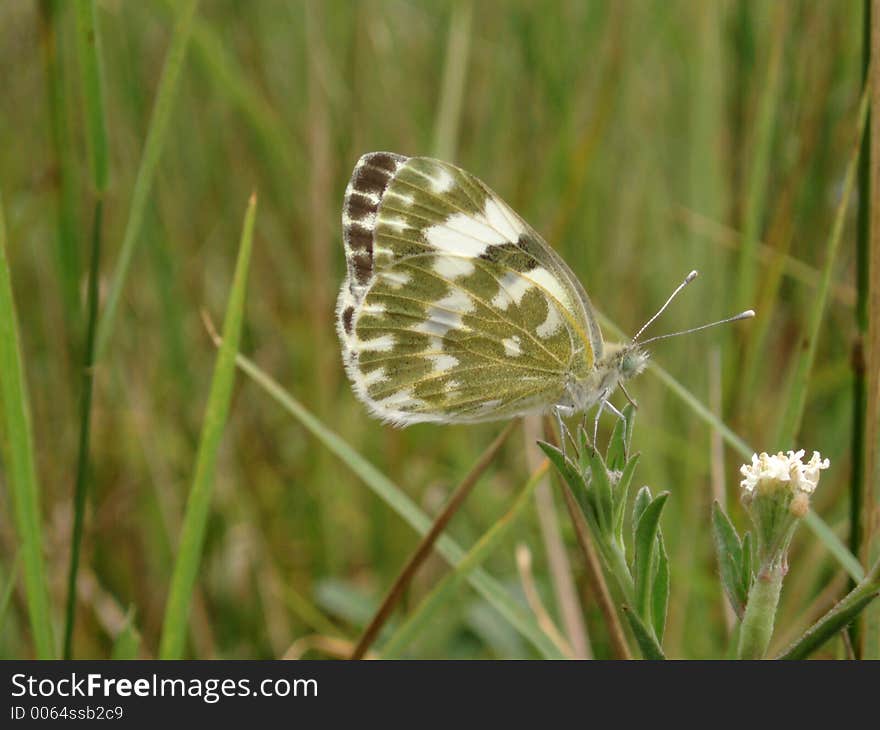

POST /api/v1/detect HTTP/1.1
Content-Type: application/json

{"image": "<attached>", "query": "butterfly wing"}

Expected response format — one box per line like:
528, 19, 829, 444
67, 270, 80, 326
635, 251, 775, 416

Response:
337, 152, 603, 426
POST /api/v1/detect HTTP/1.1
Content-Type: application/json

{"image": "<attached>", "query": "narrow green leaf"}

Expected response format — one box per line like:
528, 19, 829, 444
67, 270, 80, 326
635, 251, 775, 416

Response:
538, 440, 598, 529
634, 492, 669, 624
588, 450, 614, 535
631, 486, 652, 551
711, 501, 747, 618
95, 0, 199, 358
0, 555, 20, 635
613, 453, 640, 546
0, 195, 55, 659
158, 193, 256, 659
776, 556, 880, 660
622, 605, 666, 660
74, 0, 108, 192
605, 403, 635, 471
652, 533, 670, 642
774, 77, 870, 448
110, 608, 141, 660
236, 357, 564, 659
382, 463, 550, 658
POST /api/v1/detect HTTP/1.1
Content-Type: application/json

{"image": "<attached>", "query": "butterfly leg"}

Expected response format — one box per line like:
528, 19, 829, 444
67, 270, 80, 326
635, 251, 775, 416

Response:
592, 399, 606, 451
552, 405, 575, 460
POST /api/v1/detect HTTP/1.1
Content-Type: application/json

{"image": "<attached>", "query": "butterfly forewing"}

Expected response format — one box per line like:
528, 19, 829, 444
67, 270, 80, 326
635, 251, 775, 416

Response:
337, 152, 600, 426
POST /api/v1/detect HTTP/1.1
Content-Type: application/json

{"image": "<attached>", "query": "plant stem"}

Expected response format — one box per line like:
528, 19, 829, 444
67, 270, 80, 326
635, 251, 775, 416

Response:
559, 482, 632, 659
349, 420, 517, 660
738, 564, 784, 659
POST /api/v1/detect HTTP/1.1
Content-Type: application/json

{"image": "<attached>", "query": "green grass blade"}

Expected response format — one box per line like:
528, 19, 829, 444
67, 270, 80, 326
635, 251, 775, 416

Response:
232, 353, 564, 659
0, 554, 21, 637
158, 193, 257, 659
432, 0, 473, 160
74, 0, 109, 192
734, 3, 786, 312
774, 78, 870, 449
62, 200, 103, 659
63, 0, 109, 659
95, 0, 198, 359
381, 462, 550, 658
38, 0, 82, 325
776, 555, 880, 660
0, 195, 56, 659
111, 607, 142, 660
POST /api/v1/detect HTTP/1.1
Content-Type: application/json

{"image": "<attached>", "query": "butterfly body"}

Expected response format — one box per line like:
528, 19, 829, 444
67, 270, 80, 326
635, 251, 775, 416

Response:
336, 152, 640, 427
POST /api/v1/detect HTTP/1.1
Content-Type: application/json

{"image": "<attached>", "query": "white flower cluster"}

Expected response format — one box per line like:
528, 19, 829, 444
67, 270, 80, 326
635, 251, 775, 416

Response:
740, 450, 830, 497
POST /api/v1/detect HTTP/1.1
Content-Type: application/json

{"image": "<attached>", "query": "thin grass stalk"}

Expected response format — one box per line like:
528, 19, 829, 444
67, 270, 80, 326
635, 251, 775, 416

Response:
95, 0, 198, 359
850, 0, 872, 656
0, 195, 55, 658
380, 462, 550, 658
158, 194, 257, 659
350, 420, 517, 660
559, 479, 632, 659
774, 75, 870, 449
62, 200, 102, 659
735, 2, 787, 312
202, 331, 564, 659
63, 0, 109, 660
862, 0, 880, 658
38, 0, 81, 328
525, 417, 590, 659
432, 0, 472, 161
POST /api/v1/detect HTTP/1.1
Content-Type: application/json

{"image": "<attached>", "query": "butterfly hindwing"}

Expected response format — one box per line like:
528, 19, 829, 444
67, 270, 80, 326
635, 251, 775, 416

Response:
337, 153, 601, 426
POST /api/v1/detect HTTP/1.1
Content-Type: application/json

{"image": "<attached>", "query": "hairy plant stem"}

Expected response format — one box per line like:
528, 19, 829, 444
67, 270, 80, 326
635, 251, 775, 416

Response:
738, 564, 784, 659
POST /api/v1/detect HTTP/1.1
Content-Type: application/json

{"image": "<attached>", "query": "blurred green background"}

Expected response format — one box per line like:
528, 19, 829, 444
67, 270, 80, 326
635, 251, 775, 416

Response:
0, 0, 871, 659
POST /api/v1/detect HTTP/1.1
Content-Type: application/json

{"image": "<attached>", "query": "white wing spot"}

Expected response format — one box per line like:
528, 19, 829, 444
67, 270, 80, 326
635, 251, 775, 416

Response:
503, 335, 522, 357
527, 267, 573, 311
360, 367, 388, 387
433, 256, 475, 280
436, 288, 475, 314
491, 272, 532, 310
381, 270, 412, 289
429, 354, 459, 373
430, 169, 456, 193
412, 305, 466, 337
483, 198, 524, 240
358, 334, 395, 352
536, 304, 563, 339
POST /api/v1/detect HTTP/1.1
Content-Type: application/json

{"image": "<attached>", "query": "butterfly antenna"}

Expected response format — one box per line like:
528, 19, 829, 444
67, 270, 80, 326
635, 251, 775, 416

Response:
632, 270, 699, 343
638, 310, 755, 346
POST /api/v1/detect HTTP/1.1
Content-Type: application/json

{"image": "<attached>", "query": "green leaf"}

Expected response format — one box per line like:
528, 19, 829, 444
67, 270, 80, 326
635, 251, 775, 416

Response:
634, 492, 669, 624
158, 194, 256, 659
0, 195, 55, 658
95, 0, 199, 358
776, 556, 880, 660
613, 453, 640, 546
711, 501, 747, 619
111, 608, 142, 660
74, 0, 108, 192
588, 449, 614, 536
631, 486, 652, 551
538, 440, 599, 532
652, 533, 670, 643
605, 403, 635, 471
622, 605, 666, 660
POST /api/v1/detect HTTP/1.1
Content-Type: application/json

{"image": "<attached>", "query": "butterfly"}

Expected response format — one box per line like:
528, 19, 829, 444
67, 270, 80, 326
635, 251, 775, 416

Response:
336, 152, 752, 428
